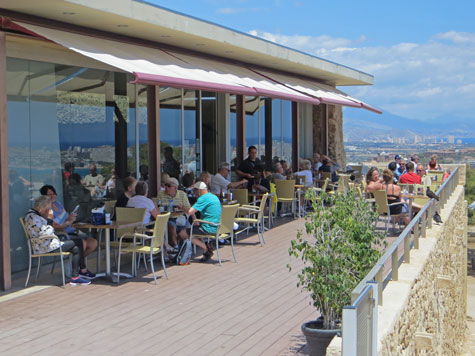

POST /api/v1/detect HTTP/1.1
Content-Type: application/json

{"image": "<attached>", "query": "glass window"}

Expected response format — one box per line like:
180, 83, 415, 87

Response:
258, 97, 266, 161
183, 89, 199, 175
282, 100, 293, 166
245, 96, 259, 155
272, 99, 283, 162
160, 87, 182, 180
229, 94, 237, 163
201, 91, 217, 173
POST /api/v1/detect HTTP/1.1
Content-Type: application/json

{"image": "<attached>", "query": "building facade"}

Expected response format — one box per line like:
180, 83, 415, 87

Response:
0, 0, 379, 289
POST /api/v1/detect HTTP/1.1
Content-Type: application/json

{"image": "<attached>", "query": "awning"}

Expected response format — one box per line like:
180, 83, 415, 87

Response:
8, 20, 380, 113
9, 21, 320, 105
252, 69, 382, 114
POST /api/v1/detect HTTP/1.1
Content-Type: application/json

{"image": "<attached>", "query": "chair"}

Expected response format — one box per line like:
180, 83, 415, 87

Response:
190, 204, 240, 265
372, 190, 408, 232
233, 188, 248, 205
274, 180, 297, 218
20, 217, 71, 287
116, 212, 170, 284
336, 175, 350, 194
104, 200, 116, 216
427, 171, 444, 185
235, 195, 268, 247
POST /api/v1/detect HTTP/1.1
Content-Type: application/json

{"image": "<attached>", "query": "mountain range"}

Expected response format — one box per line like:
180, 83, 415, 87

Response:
342, 108, 475, 142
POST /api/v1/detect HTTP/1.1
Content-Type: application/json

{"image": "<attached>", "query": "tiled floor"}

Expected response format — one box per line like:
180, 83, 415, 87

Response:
0, 217, 317, 356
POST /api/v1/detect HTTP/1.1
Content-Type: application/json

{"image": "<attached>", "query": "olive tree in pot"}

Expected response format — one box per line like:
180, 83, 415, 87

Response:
288, 189, 385, 356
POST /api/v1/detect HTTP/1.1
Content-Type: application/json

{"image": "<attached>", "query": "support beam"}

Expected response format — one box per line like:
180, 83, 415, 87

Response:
264, 98, 272, 170
321, 104, 328, 156
147, 86, 160, 197
292, 102, 299, 173
0, 32, 11, 291
236, 95, 245, 166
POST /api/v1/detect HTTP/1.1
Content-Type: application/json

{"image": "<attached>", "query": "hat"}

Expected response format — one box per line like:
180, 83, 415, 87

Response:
166, 177, 179, 187
193, 181, 208, 190
394, 154, 401, 160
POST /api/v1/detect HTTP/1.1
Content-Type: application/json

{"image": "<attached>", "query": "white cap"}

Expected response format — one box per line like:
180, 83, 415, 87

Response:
193, 181, 208, 190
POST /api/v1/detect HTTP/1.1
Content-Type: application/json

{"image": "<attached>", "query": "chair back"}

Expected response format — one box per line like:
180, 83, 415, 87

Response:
321, 178, 329, 192
372, 190, 390, 214
337, 175, 350, 193
151, 212, 170, 249
104, 200, 117, 215
218, 204, 239, 235
19, 217, 34, 256
275, 179, 295, 200
321, 172, 332, 182
351, 165, 363, 176
233, 188, 248, 206
115, 207, 147, 237
256, 193, 269, 219
427, 171, 444, 184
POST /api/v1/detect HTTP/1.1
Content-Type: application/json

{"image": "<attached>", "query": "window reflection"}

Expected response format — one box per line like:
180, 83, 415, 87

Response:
183, 90, 199, 175
160, 87, 182, 179
245, 96, 259, 154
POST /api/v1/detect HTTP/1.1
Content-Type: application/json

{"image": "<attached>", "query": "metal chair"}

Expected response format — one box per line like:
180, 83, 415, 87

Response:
235, 194, 268, 246
274, 180, 297, 218
116, 212, 170, 285
20, 217, 71, 287
373, 190, 407, 232
190, 204, 240, 265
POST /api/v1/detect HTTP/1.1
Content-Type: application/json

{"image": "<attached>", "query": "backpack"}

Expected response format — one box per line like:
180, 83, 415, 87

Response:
174, 239, 192, 265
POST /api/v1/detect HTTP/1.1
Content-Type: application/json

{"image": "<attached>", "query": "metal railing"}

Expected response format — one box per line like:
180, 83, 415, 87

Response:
342, 167, 460, 352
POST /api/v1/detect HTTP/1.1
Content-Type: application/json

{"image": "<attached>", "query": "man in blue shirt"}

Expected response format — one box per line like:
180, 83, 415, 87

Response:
186, 181, 222, 262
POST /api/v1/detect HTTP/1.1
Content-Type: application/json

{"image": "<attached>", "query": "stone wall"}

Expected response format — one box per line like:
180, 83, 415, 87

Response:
326, 185, 467, 355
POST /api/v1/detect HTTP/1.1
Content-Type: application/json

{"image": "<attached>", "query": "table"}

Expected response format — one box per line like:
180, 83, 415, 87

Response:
74, 221, 144, 282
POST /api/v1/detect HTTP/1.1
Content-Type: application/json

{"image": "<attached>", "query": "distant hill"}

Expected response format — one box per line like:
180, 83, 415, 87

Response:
342, 108, 475, 141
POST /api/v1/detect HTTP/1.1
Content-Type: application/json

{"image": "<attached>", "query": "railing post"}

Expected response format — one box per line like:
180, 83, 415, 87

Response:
414, 222, 419, 249
427, 200, 433, 229
376, 269, 383, 306
404, 234, 410, 264
391, 250, 398, 281
368, 281, 378, 356
422, 210, 427, 238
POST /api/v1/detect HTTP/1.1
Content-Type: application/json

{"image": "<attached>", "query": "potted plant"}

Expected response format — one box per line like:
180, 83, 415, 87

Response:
288, 189, 385, 356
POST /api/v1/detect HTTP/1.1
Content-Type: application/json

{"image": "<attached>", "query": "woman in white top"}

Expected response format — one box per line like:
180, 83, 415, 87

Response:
293, 160, 313, 187
126, 181, 159, 224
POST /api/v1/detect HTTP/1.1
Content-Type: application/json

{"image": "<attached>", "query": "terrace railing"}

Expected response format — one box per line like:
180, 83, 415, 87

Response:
341, 167, 460, 354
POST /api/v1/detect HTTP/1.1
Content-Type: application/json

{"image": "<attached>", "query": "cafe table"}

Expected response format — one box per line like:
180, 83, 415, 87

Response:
73, 221, 144, 282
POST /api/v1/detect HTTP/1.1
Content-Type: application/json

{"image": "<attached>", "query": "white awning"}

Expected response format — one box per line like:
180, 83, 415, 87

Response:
11, 21, 320, 105
252, 69, 382, 114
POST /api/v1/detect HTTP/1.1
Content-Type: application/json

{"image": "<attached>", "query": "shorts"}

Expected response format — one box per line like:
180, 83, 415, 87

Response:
168, 218, 191, 232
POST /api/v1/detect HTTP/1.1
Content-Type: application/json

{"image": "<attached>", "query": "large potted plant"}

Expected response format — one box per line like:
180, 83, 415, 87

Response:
288, 189, 385, 356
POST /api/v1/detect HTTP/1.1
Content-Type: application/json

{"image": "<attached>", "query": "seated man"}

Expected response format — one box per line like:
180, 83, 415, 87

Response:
210, 162, 248, 195
157, 177, 192, 249
416, 164, 432, 186
399, 162, 422, 184
185, 181, 221, 263
83, 163, 105, 196
126, 181, 159, 225
271, 162, 286, 181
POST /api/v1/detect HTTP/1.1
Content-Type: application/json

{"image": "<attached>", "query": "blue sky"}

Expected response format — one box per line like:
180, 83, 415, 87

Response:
145, 0, 475, 123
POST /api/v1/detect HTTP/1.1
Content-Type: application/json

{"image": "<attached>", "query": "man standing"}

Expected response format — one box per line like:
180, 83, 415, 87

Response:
163, 146, 181, 179
210, 163, 247, 195
236, 146, 259, 191
186, 182, 221, 262
399, 161, 422, 184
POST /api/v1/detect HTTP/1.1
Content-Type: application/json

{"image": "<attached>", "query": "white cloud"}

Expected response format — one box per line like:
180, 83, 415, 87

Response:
249, 29, 475, 120
217, 7, 262, 14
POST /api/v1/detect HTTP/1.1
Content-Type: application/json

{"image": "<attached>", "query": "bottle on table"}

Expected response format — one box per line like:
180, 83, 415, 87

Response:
169, 199, 174, 212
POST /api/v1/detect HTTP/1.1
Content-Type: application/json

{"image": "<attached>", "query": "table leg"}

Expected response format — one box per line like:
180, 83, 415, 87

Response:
105, 229, 111, 277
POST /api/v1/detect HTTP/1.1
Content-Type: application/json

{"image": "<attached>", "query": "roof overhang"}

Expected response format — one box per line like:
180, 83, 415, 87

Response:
0, 0, 374, 86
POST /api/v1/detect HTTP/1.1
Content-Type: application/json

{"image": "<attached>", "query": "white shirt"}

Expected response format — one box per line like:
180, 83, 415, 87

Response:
126, 195, 156, 224
210, 173, 230, 195
294, 170, 314, 187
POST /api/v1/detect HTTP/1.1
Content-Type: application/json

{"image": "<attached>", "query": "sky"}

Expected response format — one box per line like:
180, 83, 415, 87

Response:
145, 0, 475, 124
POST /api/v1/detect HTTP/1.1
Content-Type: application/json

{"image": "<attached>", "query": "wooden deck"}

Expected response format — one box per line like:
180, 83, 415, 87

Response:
0, 218, 317, 356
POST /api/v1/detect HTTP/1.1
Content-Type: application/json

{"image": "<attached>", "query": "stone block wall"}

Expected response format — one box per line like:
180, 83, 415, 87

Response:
379, 187, 467, 356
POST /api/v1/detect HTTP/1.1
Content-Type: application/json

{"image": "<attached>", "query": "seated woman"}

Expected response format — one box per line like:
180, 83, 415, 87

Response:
24, 195, 93, 285
126, 181, 159, 225
115, 176, 137, 209
40, 185, 98, 261
365, 167, 383, 193
318, 159, 339, 183
293, 159, 314, 187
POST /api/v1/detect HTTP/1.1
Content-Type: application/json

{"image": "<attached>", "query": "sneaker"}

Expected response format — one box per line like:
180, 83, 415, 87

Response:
70, 277, 91, 286
79, 270, 96, 280
200, 249, 214, 263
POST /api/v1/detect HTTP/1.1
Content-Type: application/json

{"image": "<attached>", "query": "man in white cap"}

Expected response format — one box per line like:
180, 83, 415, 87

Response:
185, 181, 222, 262
157, 177, 191, 250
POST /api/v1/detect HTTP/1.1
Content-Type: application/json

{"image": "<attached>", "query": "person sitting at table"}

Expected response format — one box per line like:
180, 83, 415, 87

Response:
318, 159, 339, 183
115, 176, 137, 208
271, 162, 286, 182
399, 162, 422, 184
185, 181, 221, 263
40, 185, 98, 263
160, 172, 170, 191
416, 164, 432, 186
126, 181, 159, 225
24, 195, 92, 285
365, 167, 383, 193
280, 159, 292, 176
387, 162, 399, 183
252, 165, 270, 193
210, 162, 248, 195
157, 177, 193, 250
293, 159, 314, 187
427, 154, 442, 171
64, 173, 93, 223
83, 163, 105, 189
381, 169, 410, 226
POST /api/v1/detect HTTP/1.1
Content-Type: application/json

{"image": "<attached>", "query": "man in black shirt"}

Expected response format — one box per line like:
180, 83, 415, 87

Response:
236, 146, 259, 191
